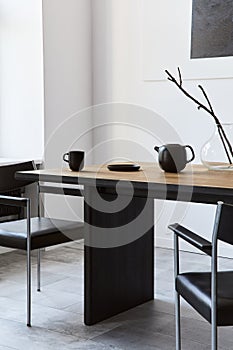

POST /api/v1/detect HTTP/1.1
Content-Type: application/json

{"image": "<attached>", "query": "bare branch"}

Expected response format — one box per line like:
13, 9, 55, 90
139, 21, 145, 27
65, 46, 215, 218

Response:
198, 85, 215, 115
165, 69, 213, 116
165, 70, 176, 83
165, 68, 233, 163
218, 126, 232, 164
178, 67, 182, 86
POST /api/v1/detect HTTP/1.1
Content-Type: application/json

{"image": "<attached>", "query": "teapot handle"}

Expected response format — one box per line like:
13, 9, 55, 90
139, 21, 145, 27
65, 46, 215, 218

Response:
185, 145, 195, 163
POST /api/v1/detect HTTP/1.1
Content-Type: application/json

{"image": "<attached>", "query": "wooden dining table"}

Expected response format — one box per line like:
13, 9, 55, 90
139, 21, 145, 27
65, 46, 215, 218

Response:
16, 162, 233, 325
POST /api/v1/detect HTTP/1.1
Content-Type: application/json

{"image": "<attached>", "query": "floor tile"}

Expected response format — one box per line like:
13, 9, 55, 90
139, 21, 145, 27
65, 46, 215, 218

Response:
0, 246, 232, 349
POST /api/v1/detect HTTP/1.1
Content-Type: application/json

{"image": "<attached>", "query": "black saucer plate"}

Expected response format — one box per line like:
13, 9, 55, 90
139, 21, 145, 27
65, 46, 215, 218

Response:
107, 163, 140, 172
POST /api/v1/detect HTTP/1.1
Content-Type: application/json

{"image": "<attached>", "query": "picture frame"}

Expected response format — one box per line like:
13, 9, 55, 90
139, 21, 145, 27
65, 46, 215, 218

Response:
142, 0, 233, 81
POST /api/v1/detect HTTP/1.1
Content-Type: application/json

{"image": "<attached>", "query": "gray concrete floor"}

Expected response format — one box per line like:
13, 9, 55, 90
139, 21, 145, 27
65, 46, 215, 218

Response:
0, 241, 232, 349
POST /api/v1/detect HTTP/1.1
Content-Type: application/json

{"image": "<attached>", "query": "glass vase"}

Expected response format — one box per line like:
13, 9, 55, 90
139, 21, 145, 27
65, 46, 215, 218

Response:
201, 123, 233, 170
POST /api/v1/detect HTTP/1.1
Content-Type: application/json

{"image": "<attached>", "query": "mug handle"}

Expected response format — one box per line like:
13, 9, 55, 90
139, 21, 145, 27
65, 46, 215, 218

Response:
63, 153, 69, 163
185, 145, 195, 163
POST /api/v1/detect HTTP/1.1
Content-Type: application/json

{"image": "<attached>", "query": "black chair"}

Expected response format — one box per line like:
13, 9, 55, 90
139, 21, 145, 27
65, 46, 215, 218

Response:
168, 202, 233, 350
0, 161, 84, 326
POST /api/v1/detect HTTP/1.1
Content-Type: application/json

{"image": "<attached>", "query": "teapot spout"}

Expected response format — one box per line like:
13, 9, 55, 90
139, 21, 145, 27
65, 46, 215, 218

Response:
154, 146, 160, 152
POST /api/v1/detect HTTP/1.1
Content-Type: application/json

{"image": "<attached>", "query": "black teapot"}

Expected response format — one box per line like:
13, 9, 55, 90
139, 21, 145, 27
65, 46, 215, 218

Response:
154, 144, 195, 173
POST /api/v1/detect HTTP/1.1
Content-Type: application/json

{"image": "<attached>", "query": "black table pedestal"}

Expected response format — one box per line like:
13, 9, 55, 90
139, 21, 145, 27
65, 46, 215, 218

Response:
84, 186, 154, 325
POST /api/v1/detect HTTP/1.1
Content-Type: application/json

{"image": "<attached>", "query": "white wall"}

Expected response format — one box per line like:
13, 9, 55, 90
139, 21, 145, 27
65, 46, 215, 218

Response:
42, 0, 92, 221
0, 1, 92, 254
0, 0, 44, 159
1, 0, 232, 255
92, 0, 233, 256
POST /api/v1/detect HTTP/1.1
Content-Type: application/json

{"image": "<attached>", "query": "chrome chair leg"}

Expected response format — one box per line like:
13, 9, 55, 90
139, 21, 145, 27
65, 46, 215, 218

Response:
211, 323, 217, 350
211, 212, 218, 350
175, 291, 181, 350
211, 288, 217, 350
174, 234, 181, 349
26, 199, 31, 327
37, 249, 41, 292
27, 247, 31, 327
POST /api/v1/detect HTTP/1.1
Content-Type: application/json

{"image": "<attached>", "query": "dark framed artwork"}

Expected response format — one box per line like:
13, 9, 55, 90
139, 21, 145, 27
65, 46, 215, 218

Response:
191, 0, 233, 59
143, 0, 233, 81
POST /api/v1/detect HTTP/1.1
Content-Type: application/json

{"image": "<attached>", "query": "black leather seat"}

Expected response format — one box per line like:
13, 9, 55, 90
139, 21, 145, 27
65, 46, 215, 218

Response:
0, 161, 84, 327
176, 271, 233, 326
0, 217, 83, 250
168, 202, 233, 350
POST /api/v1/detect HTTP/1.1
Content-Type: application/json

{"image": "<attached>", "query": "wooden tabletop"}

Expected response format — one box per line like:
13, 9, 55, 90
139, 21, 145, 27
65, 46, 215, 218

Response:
16, 162, 233, 189
16, 162, 233, 204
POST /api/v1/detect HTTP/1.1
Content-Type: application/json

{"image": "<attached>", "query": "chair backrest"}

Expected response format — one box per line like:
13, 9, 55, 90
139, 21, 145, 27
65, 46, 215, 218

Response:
0, 161, 36, 192
215, 202, 233, 245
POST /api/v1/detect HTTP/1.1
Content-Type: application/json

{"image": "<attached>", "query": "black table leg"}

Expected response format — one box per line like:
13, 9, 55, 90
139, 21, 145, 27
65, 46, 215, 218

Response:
84, 186, 154, 325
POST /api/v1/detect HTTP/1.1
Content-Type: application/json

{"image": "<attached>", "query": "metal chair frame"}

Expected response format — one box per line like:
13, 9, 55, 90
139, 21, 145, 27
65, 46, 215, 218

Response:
0, 180, 83, 327
173, 202, 224, 350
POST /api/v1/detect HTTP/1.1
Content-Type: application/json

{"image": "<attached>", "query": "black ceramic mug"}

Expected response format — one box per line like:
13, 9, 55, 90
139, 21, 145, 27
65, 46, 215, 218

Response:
63, 151, 84, 171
